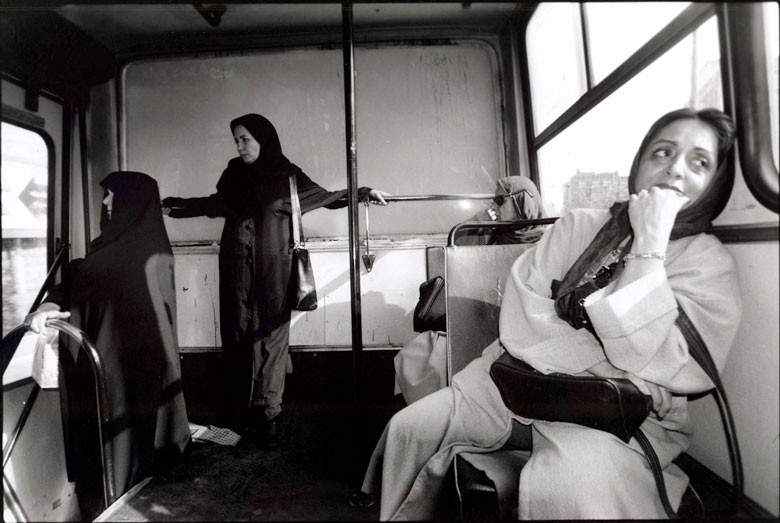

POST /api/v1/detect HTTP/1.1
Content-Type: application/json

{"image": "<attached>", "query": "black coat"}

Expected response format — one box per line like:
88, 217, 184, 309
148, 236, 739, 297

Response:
48, 172, 190, 516
164, 158, 371, 335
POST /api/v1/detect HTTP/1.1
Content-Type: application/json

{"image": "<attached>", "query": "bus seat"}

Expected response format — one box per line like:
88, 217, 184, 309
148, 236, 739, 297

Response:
455, 418, 532, 520
444, 243, 535, 382
426, 246, 445, 280
442, 231, 703, 520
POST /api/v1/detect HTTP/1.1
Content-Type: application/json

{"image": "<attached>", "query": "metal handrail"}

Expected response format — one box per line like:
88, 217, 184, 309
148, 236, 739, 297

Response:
447, 217, 559, 246
383, 193, 496, 202
30, 240, 70, 315
1, 240, 69, 376
1, 319, 116, 517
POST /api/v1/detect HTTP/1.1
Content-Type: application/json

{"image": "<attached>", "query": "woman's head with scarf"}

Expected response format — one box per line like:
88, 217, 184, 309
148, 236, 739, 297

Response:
628, 108, 736, 237
92, 171, 170, 254
552, 108, 736, 308
229, 113, 293, 173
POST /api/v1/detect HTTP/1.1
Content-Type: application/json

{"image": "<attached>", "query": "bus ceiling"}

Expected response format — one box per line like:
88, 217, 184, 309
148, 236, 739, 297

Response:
0, 9, 115, 107
1, 3, 529, 107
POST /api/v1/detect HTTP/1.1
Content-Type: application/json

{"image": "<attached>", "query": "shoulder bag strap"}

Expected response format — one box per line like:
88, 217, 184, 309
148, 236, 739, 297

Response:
289, 172, 304, 249
676, 306, 743, 510
638, 306, 743, 519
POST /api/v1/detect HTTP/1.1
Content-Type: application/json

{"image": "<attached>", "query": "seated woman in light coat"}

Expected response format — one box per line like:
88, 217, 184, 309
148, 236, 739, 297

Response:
358, 108, 741, 520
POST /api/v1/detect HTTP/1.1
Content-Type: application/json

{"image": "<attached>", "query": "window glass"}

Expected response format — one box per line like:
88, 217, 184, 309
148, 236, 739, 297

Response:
2, 122, 49, 336
537, 17, 721, 216
526, 3, 587, 134
585, 2, 689, 85
765, 2, 779, 171
126, 42, 502, 239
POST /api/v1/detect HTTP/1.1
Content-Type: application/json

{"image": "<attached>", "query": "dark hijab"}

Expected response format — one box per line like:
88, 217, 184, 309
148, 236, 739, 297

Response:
91, 171, 172, 254
222, 113, 358, 216
552, 108, 736, 302
229, 113, 294, 175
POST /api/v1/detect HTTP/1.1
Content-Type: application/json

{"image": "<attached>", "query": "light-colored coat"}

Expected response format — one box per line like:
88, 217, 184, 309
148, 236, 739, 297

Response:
363, 208, 741, 520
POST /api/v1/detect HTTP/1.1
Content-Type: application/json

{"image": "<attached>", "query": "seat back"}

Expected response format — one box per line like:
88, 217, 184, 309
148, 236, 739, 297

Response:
443, 243, 534, 382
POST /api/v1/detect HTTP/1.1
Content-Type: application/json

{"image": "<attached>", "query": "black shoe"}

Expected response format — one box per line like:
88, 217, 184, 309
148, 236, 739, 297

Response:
261, 419, 280, 448
256, 413, 284, 449
349, 491, 375, 508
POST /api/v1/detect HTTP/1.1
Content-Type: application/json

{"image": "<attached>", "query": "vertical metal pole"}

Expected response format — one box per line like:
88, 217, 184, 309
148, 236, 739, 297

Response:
78, 106, 92, 245
341, 1, 365, 487
61, 103, 73, 261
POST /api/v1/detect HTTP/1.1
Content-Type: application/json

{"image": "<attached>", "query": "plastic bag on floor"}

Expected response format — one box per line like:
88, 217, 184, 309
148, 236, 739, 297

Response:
394, 330, 447, 405
189, 423, 241, 446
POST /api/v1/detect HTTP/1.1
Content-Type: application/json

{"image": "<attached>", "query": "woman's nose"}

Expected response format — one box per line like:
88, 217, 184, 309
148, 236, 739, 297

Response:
666, 156, 686, 178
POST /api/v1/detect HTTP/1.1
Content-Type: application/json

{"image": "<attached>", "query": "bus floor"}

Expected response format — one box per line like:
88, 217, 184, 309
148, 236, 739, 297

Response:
99, 349, 406, 522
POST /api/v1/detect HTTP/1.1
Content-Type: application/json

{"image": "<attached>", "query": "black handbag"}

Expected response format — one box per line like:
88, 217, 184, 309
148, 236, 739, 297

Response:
413, 276, 446, 332
490, 307, 743, 519
490, 352, 651, 443
288, 173, 317, 311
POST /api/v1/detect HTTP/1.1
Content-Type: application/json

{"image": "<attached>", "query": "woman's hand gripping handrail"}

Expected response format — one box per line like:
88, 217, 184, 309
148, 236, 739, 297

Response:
1, 318, 116, 511
2, 241, 70, 377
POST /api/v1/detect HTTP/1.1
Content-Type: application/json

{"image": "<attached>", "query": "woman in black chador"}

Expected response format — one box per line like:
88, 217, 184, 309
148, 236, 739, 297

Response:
27, 171, 191, 519
162, 113, 389, 445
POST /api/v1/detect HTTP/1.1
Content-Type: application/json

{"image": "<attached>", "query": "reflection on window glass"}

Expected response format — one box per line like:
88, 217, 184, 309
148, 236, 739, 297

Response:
765, 2, 779, 170
585, 2, 689, 84
537, 17, 721, 216
526, 3, 587, 134
2, 122, 49, 336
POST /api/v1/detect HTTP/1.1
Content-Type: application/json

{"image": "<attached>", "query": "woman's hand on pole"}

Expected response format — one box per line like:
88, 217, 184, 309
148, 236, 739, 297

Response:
368, 189, 391, 206
24, 304, 70, 334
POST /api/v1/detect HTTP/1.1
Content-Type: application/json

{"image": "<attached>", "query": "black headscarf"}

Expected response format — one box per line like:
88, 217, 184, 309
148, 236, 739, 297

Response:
552, 108, 736, 305
229, 113, 294, 175
91, 171, 172, 255
221, 113, 361, 217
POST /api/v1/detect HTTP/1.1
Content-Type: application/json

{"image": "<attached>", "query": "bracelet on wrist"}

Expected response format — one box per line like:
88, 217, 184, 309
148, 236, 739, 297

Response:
623, 251, 666, 264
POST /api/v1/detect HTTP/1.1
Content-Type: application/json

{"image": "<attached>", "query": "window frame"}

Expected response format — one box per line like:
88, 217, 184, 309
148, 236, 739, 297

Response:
1, 113, 56, 333
725, 2, 779, 213
519, 3, 729, 194
1, 111, 56, 264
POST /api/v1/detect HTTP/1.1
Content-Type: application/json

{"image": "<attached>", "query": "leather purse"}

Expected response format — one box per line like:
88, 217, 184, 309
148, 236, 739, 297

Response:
489, 306, 742, 519
412, 276, 446, 332
489, 351, 651, 443
288, 173, 318, 311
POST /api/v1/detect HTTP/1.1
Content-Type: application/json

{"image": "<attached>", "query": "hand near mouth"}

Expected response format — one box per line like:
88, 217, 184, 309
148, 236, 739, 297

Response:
654, 183, 685, 197
628, 186, 690, 253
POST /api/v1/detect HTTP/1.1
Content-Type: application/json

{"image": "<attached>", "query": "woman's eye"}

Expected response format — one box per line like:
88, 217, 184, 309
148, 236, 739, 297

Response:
652, 147, 671, 158
692, 157, 711, 170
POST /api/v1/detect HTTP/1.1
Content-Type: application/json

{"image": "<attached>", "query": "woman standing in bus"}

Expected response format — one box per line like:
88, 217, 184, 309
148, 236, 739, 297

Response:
359, 108, 741, 519
162, 114, 389, 447
27, 171, 191, 520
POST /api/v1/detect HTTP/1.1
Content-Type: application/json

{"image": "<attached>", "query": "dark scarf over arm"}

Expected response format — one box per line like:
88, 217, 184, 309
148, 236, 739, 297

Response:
165, 114, 373, 219
230, 113, 372, 214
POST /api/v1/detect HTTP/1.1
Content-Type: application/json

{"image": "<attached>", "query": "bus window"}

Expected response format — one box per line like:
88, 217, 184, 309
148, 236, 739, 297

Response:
584, 2, 688, 85
525, 3, 587, 135
525, 4, 722, 216
1, 122, 50, 336
125, 41, 503, 240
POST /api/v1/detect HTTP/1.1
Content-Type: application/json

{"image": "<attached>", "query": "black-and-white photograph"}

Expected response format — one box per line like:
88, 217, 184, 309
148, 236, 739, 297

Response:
2, 2, 778, 521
